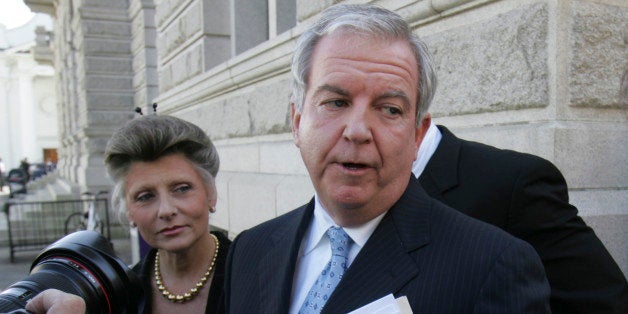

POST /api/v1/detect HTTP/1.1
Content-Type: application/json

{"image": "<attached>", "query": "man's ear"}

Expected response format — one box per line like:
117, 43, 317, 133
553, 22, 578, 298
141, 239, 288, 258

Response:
291, 102, 301, 147
414, 113, 431, 152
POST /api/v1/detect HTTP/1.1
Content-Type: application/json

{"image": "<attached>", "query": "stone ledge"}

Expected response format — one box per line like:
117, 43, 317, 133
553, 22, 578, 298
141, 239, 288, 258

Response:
570, 189, 628, 217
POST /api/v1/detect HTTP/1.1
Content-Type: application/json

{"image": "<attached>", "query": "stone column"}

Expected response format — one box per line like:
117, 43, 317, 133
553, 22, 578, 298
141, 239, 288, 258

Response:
129, 0, 158, 113
28, 0, 135, 193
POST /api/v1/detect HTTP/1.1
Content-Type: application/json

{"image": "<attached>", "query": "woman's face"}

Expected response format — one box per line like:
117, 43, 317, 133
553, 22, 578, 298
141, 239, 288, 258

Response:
124, 153, 215, 253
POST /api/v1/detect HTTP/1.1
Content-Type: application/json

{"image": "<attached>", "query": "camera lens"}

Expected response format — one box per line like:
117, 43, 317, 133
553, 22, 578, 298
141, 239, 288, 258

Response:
0, 231, 141, 314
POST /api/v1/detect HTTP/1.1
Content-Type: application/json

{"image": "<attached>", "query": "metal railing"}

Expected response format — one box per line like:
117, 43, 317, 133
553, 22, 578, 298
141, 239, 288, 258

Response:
2, 198, 110, 262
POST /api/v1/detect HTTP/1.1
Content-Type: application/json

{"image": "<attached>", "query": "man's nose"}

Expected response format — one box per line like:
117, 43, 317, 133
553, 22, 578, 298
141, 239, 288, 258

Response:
342, 104, 373, 144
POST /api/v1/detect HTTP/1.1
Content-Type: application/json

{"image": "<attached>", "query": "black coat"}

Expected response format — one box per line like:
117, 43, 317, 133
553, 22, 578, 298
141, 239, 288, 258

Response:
419, 125, 628, 313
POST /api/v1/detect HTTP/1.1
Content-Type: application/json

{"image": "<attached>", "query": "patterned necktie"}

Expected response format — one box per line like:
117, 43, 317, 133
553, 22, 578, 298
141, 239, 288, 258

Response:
299, 226, 353, 314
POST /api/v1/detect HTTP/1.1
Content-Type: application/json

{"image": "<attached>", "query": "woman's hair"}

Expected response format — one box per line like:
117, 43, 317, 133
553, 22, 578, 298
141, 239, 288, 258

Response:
290, 4, 437, 125
104, 115, 219, 219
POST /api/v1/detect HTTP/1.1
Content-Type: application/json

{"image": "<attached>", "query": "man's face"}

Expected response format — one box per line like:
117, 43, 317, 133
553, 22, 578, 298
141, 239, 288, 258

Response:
292, 31, 429, 227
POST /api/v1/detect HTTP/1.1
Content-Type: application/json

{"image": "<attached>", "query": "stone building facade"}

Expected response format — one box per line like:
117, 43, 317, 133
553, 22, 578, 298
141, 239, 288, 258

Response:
26, 0, 627, 273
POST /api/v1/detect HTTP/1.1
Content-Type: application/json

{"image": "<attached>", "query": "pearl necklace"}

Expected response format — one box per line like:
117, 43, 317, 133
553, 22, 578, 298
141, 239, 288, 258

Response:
154, 233, 219, 303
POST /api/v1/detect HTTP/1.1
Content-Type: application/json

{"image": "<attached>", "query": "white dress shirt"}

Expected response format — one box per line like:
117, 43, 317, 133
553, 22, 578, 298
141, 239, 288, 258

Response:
288, 195, 386, 314
412, 121, 442, 178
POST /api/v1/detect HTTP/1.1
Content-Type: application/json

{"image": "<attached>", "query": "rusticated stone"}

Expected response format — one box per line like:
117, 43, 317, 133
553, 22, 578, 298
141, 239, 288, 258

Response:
183, 78, 291, 140
425, 3, 549, 116
569, 2, 627, 108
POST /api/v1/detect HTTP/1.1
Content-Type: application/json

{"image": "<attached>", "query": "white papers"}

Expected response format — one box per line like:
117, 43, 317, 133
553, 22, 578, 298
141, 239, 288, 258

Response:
347, 294, 413, 314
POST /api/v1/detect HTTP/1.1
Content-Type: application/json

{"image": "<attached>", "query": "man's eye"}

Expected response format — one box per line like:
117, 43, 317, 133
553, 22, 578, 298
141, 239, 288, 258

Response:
383, 106, 402, 116
324, 99, 348, 108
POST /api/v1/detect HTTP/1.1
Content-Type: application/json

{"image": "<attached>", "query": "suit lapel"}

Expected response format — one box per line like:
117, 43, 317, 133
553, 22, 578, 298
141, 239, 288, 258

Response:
257, 201, 314, 313
419, 125, 461, 200
322, 177, 433, 313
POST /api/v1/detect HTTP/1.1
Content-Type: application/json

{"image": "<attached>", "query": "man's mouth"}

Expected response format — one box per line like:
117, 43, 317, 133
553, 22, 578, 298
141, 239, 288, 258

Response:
342, 162, 368, 170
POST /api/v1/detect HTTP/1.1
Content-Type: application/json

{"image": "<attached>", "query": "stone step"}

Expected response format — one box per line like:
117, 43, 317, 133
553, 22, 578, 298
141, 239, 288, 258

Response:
47, 177, 80, 201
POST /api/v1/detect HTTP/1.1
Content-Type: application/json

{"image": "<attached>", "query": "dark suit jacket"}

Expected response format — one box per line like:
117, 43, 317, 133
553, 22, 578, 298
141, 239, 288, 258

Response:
419, 125, 628, 313
225, 176, 550, 313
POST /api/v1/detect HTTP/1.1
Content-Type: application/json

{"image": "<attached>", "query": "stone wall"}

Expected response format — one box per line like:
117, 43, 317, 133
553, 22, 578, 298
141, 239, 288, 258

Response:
29, 0, 627, 273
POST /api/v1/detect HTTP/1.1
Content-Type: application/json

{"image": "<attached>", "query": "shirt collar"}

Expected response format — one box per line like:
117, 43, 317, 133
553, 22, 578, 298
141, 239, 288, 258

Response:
302, 194, 387, 256
412, 121, 442, 177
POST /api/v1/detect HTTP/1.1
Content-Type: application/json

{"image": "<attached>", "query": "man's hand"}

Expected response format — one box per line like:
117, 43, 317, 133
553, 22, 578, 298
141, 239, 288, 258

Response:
25, 289, 86, 314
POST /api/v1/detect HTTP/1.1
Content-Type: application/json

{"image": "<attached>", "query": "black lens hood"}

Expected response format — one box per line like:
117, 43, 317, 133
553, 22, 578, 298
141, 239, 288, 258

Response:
29, 231, 141, 313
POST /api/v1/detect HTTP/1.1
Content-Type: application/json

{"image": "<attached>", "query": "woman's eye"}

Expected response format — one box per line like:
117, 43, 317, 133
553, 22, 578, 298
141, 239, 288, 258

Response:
174, 184, 191, 193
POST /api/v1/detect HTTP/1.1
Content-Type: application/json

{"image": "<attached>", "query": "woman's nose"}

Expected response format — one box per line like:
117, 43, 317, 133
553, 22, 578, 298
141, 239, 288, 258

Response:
157, 197, 177, 220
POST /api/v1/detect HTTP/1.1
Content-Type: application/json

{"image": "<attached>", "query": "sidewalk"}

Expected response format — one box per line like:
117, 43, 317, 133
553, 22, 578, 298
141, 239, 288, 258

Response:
0, 244, 38, 290
0, 185, 35, 290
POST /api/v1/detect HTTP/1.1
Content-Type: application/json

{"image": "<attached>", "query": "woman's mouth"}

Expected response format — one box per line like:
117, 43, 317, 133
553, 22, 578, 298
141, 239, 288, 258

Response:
160, 225, 184, 236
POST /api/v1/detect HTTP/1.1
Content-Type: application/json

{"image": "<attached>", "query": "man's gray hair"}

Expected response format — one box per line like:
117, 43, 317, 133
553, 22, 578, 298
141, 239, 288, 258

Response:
290, 3, 437, 125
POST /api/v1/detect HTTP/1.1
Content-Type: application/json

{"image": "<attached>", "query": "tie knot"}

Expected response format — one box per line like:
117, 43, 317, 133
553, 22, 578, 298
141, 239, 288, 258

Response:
327, 227, 352, 257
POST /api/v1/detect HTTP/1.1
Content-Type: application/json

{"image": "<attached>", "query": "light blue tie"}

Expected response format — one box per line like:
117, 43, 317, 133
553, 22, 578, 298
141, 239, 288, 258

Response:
299, 227, 353, 314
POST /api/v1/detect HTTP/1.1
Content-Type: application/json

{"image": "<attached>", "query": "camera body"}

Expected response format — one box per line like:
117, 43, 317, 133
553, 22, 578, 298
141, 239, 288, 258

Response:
0, 231, 141, 313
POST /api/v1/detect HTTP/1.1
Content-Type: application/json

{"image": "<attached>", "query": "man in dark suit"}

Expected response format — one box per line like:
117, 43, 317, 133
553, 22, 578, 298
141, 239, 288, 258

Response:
414, 122, 628, 313
225, 4, 550, 313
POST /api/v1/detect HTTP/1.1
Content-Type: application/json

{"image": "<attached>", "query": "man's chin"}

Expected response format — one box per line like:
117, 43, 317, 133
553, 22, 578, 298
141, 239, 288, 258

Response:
328, 188, 370, 208
324, 200, 382, 227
